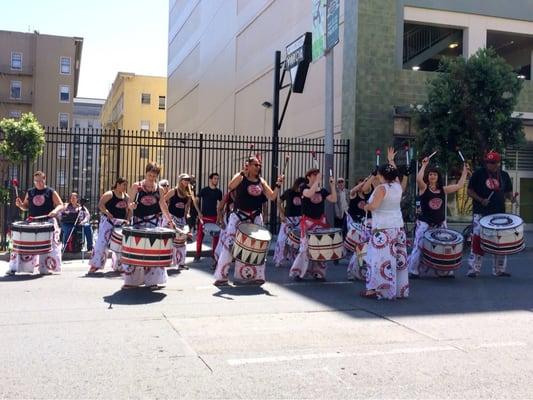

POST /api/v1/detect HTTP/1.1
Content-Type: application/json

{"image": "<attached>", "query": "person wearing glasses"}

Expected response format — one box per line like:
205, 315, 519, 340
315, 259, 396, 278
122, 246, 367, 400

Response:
159, 179, 170, 195
7, 171, 64, 275
467, 151, 515, 278
213, 156, 284, 286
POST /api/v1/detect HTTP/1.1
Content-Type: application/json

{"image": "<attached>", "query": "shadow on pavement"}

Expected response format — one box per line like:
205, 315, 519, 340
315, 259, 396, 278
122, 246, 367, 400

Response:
213, 284, 275, 300
0, 273, 45, 282
103, 288, 167, 306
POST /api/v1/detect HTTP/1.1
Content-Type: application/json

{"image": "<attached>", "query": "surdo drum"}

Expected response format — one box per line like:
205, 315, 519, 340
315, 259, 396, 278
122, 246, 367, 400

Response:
11, 221, 54, 255
287, 228, 301, 250
422, 228, 463, 271
479, 213, 524, 255
109, 227, 123, 253
344, 221, 369, 253
120, 226, 175, 267
173, 224, 190, 246
307, 228, 344, 261
231, 223, 272, 265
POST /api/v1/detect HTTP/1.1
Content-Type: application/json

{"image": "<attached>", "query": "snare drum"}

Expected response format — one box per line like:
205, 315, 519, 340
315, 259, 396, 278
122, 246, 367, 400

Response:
11, 221, 55, 255
173, 224, 190, 246
287, 228, 301, 250
203, 223, 221, 237
307, 228, 344, 261
422, 228, 463, 271
109, 227, 123, 253
121, 226, 175, 267
232, 223, 272, 265
479, 213, 525, 255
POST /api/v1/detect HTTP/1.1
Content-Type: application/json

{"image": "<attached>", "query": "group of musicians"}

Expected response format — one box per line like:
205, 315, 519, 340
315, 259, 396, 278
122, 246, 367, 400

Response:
7, 148, 519, 299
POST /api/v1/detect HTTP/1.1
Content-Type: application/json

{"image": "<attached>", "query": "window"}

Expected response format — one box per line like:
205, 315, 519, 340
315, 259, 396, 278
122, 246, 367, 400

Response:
11, 52, 22, 70
158, 96, 166, 110
9, 110, 21, 118
60, 57, 71, 74
141, 93, 151, 104
10, 81, 21, 99
58, 170, 66, 186
139, 148, 149, 159
87, 121, 93, 129
58, 143, 67, 158
158, 123, 165, 133
59, 85, 70, 102
140, 120, 150, 131
59, 113, 69, 129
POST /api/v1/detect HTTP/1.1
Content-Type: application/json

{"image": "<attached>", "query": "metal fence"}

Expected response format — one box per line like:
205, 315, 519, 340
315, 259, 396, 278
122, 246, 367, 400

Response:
1, 128, 350, 248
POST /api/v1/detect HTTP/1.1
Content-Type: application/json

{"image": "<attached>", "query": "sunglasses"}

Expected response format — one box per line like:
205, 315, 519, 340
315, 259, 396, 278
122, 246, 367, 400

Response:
250, 163, 261, 167
160, 184, 169, 187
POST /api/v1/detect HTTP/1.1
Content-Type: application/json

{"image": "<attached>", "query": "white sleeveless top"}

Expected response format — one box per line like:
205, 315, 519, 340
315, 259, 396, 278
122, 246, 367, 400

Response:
369, 182, 404, 229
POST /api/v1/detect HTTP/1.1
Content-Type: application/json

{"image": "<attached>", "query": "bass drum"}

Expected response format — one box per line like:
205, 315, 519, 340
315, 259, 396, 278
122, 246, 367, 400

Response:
479, 213, 524, 255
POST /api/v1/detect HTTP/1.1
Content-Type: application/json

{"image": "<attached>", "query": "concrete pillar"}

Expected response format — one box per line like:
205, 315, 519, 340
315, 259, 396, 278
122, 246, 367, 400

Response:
530, 50, 533, 80
463, 25, 486, 58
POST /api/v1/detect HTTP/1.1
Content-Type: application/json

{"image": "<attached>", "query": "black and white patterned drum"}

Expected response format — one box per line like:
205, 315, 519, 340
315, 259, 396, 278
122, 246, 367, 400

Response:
109, 227, 123, 253
344, 222, 368, 253
479, 213, 525, 255
287, 228, 301, 250
11, 221, 54, 255
121, 226, 175, 267
173, 224, 190, 246
232, 223, 272, 265
203, 223, 221, 237
307, 228, 344, 261
422, 228, 463, 271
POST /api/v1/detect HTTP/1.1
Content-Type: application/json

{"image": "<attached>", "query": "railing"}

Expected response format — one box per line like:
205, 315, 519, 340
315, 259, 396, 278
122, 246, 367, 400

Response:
403, 26, 455, 63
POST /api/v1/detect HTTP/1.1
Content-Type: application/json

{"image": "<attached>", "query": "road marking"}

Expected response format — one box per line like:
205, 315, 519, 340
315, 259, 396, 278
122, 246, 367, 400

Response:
226, 342, 527, 366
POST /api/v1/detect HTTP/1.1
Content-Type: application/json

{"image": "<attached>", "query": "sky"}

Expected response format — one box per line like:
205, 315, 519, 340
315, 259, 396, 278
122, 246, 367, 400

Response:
1, 0, 169, 99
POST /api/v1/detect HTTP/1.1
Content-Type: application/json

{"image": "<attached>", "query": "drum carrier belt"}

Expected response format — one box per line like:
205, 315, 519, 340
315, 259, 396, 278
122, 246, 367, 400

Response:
234, 208, 261, 222
132, 213, 161, 227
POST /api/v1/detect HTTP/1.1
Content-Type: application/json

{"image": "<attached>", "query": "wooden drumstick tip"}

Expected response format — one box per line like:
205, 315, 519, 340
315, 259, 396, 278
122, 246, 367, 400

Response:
428, 150, 438, 160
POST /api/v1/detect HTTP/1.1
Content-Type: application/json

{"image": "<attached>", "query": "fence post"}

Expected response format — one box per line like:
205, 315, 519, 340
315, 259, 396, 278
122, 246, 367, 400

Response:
115, 129, 121, 179
345, 140, 350, 183
198, 133, 204, 191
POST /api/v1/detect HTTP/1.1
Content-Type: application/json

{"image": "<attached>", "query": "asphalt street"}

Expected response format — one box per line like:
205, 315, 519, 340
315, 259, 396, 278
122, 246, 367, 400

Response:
1, 246, 533, 399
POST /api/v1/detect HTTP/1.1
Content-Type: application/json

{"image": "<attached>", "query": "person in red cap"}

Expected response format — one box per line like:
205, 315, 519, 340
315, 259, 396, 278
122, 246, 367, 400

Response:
467, 151, 515, 277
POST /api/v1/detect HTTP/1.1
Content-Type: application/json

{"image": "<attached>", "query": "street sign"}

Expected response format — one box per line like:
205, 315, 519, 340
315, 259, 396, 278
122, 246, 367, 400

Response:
311, 0, 326, 62
285, 32, 312, 93
325, 0, 339, 51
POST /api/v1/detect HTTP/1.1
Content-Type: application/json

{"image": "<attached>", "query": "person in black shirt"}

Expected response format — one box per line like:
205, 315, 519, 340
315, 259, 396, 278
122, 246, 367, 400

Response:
467, 151, 516, 277
289, 168, 337, 281
87, 177, 130, 274
194, 172, 223, 262
273, 177, 306, 267
8, 171, 64, 276
408, 156, 469, 278
213, 156, 284, 286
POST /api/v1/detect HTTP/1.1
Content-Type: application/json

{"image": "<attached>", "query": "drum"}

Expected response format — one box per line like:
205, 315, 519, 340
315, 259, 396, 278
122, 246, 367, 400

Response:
11, 221, 55, 255
479, 213, 525, 255
109, 226, 123, 253
344, 222, 368, 253
173, 224, 190, 246
422, 228, 463, 271
287, 227, 301, 250
121, 226, 175, 267
232, 223, 272, 265
203, 223, 221, 237
307, 228, 344, 261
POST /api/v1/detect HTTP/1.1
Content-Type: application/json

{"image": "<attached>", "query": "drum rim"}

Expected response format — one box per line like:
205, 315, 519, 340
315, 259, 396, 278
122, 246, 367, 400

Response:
423, 228, 463, 245
122, 226, 176, 239
11, 221, 54, 232
237, 223, 272, 240
479, 213, 523, 229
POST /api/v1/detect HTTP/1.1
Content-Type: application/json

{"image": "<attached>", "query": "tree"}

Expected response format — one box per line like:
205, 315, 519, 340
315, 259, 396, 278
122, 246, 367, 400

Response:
0, 112, 45, 163
415, 47, 525, 170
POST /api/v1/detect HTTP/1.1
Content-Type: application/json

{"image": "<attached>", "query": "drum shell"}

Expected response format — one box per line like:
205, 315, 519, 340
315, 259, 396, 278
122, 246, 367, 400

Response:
480, 214, 525, 255
307, 228, 344, 261
287, 228, 301, 250
344, 222, 367, 253
11, 221, 54, 255
109, 227, 123, 253
422, 229, 463, 271
173, 225, 190, 247
231, 223, 271, 266
121, 227, 175, 267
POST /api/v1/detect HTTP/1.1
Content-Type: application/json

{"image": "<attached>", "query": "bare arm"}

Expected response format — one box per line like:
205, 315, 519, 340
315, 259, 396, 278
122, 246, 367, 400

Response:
444, 164, 469, 194
387, 146, 397, 169
303, 175, 321, 198
158, 187, 173, 223
228, 172, 245, 191
15, 193, 30, 211
417, 158, 429, 194
49, 191, 65, 217
260, 176, 283, 202
467, 188, 489, 206
364, 185, 385, 212
326, 177, 337, 203
98, 191, 114, 219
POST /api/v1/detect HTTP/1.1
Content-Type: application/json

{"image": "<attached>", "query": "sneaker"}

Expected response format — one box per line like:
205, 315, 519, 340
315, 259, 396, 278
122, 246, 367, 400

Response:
5, 270, 15, 276
213, 280, 229, 287
292, 275, 303, 282
193, 256, 201, 262
494, 271, 511, 277
466, 272, 478, 278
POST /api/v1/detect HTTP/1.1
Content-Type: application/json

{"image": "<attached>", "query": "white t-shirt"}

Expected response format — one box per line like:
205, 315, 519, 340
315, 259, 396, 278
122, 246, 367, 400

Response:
369, 182, 404, 229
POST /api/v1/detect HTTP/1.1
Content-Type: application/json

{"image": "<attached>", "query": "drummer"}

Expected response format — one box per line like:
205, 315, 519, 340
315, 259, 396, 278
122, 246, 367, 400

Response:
213, 189, 236, 267
164, 173, 193, 270
273, 177, 306, 268
467, 151, 515, 277
87, 177, 130, 275
213, 156, 284, 286
408, 157, 469, 278
122, 161, 174, 289
7, 171, 64, 275
289, 168, 337, 281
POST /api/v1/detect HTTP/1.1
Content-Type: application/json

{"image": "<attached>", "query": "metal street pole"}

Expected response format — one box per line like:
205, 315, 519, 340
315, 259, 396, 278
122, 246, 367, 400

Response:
324, 46, 335, 226
269, 50, 281, 233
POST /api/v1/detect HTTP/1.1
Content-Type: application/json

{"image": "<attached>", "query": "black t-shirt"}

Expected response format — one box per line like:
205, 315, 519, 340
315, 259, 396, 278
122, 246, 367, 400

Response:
418, 187, 445, 226
169, 191, 188, 219
134, 185, 161, 217
199, 186, 222, 216
28, 187, 54, 217
105, 191, 129, 220
234, 176, 267, 212
348, 192, 371, 222
280, 189, 302, 217
301, 186, 329, 219
468, 167, 512, 215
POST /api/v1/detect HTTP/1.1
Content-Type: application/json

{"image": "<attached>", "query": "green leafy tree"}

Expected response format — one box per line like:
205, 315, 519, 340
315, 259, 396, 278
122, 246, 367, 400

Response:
0, 112, 45, 163
415, 47, 525, 170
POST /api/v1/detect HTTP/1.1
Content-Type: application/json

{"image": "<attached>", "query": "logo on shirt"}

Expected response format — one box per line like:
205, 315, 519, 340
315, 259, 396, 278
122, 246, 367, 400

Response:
429, 198, 443, 210
357, 200, 366, 210
140, 195, 157, 206
116, 200, 127, 209
174, 201, 185, 209
310, 192, 323, 204
292, 196, 301, 206
247, 184, 263, 197
32, 195, 45, 207
485, 178, 500, 191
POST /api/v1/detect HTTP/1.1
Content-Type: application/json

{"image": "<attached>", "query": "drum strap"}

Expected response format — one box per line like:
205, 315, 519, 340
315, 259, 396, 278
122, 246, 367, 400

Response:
133, 214, 161, 227
300, 215, 328, 236
234, 208, 261, 222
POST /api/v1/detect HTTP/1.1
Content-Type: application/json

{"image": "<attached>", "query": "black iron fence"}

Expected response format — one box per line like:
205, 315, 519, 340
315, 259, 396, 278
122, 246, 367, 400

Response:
1, 128, 350, 249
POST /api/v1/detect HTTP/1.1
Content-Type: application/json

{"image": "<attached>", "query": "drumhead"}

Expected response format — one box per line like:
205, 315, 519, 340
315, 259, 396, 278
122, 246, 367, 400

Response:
122, 226, 176, 239
312, 228, 342, 235
238, 223, 272, 241
11, 220, 54, 232
480, 213, 523, 230
423, 228, 462, 245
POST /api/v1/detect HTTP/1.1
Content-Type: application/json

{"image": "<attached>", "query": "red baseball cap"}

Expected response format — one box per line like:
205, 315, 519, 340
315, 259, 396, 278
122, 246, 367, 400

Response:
484, 151, 501, 162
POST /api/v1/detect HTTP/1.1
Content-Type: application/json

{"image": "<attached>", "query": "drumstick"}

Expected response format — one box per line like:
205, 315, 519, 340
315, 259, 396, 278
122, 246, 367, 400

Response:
428, 150, 438, 160
249, 143, 255, 159
133, 186, 141, 205
404, 143, 410, 165
281, 155, 290, 176
487, 191, 494, 202
311, 151, 319, 169
375, 148, 381, 166
11, 178, 19, 198
27, 215, 49, 222
458, 150, 465, 163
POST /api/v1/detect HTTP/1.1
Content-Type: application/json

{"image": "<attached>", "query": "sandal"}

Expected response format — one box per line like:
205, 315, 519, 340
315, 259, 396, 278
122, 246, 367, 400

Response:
87, 267, 99, 274
360, 290, 378, 299
121, 284, 138, 290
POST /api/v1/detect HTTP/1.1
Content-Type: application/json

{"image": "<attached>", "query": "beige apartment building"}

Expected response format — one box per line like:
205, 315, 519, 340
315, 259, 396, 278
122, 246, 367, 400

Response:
166, 0, 344, 138
0, 30, 83, 127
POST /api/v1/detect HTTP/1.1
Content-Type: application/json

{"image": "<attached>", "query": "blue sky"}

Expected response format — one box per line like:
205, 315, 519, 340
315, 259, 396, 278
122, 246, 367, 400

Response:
1, 0, 168, 99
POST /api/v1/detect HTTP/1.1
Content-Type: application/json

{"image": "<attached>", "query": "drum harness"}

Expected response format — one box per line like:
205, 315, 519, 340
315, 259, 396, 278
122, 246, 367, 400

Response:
132, 214, 161, 227
234, 208, 261, 223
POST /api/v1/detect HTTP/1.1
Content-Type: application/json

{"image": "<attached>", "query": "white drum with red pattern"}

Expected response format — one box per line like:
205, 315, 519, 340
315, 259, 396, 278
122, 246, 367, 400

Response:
173, 224, 190, 246
11, 221, 54, 255
480, 213, 524, 255
422, 228, 463, 271
121, 226, 175, 267
287, 228, 301, 250
307, 228, 344, 261
109, 227, 123, 253
344, 222, 368, 253
232, 223, 272, 265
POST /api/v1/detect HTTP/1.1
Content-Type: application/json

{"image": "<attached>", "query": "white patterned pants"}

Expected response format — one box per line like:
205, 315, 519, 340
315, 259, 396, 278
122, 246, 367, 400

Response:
468, 214, 507, 275
273, 216, 300, 266
407, 220, 452, 277
88, 216, 122, 272
289, 217, 327, 279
